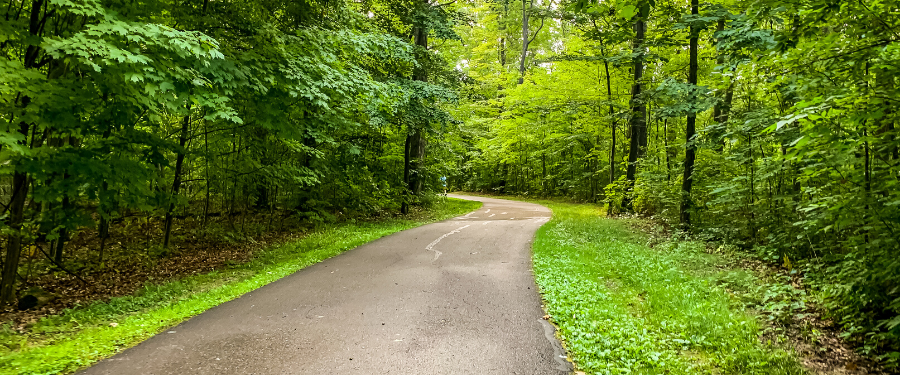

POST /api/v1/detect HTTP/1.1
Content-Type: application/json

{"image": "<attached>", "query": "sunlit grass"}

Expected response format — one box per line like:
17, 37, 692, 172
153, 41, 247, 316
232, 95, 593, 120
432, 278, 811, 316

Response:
0, 197, 481, 375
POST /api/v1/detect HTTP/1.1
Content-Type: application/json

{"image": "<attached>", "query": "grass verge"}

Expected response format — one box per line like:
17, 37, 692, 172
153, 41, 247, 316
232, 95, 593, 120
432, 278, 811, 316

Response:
528, 200, 805, 374
0, 197, 481, 375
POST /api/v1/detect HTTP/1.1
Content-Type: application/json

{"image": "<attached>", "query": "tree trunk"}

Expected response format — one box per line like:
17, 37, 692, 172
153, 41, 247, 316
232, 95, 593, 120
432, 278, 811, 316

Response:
680, 0, 699, 227
1, 0, 47, 306
711, 19, 733, 152
402, 22, 429, 214
203, 119, 211, 227
98, 123, 113, 263
622, 8, 647, 210
602, 43, 617, 186
499, 0, 508, 67
664, 118, 671, 181
163, 110, 191, 248
0, 164, 29, 305
518, 0, 530, 84
53, 136, 78, 264
55, 197, 69, 264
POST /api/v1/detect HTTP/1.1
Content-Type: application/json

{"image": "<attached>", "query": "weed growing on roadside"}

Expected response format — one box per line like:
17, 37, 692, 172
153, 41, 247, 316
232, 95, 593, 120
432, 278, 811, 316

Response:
531, 201, 805, 375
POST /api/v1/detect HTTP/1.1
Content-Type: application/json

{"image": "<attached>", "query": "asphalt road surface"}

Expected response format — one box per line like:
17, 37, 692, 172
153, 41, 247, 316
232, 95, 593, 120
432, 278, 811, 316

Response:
81, 194, 572, 375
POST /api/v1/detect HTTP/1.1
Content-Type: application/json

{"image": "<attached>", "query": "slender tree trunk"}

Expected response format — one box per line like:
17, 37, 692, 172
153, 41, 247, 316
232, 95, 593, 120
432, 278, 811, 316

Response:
1, 0, 46, 306
518, 0, 548, 84
55, 198, 69, 264
53, 136, 79, 263
98, 124, 112, 264
664, 119, 671, 181
402, 22, 428, 214
602, 43, 617, 186
1, 163, 29, 305
98, 213, 109, 263
203, 119, 211, 227
622, 8, 647, 210
163, 109, 191, 248
711, 19, 734, 152
864, 125, 871, 244
711, 20, 724, 149
680, 0, 700, 227
518, 0, 530, 84
499, 0, 508, 67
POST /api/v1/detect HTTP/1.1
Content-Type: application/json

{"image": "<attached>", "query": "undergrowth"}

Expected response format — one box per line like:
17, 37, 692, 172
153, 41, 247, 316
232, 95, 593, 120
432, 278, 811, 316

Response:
530, 201, 805, 375
0, 197, 481, 375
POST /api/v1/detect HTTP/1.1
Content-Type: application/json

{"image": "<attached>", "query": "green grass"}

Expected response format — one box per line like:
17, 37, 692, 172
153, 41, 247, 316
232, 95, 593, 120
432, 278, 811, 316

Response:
528, 200, 805, 375
0, 197, 481, 375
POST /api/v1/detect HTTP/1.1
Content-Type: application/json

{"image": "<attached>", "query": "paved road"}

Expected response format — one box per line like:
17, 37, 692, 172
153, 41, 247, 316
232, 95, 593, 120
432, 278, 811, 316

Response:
81, 195, 572, 375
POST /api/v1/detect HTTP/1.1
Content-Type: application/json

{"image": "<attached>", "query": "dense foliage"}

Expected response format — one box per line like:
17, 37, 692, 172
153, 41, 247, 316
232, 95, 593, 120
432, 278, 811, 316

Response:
445, 0, 900, 365
0, 0, 461, 305
3, 0, 899, 368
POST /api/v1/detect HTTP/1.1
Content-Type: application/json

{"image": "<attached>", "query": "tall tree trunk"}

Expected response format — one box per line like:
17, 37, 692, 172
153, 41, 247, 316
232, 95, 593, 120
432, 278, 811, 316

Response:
0, 157, 29, 305
402, 22, 429, 214
54, 136, 78, 264
1, 0, 45, 305
499, 0, 508, 67
518, 0, 530, 84
622, 8, 647, 210
517, 0, 547, 84
711, 19, 733, 152
602, 42, 617, 186
680, 0, 700, 227
863, 125, 871, 243
163, 109, 191, 248
55, 195, 70, 264
664, 118, 671, 181
98, 123, 112, 264
203, 119, 211, 227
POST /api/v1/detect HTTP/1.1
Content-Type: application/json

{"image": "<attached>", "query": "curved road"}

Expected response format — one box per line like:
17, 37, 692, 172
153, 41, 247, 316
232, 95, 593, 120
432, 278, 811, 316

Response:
81, 194, 572, 375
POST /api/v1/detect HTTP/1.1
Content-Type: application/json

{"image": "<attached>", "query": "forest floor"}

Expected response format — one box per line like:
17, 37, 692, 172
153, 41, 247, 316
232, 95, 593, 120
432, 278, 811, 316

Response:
0, 198, 480, 375
462, 193, 891, 375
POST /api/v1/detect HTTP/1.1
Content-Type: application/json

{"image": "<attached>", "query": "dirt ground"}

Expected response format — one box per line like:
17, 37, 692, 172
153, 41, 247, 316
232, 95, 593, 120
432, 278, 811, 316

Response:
0, 213, 308, 331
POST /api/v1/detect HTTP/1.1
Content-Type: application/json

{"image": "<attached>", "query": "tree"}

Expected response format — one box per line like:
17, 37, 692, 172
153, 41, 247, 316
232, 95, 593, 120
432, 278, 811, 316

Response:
622, 2, 649, 210
679, 0, 699, 226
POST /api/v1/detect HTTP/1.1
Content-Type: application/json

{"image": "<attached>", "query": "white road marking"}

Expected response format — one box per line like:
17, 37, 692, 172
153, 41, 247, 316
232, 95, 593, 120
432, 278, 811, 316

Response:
501, 212, 507, 215
482, 221, 491, 225
425, 225, 470, 262
485, 209, 491, 213
489, 214, 495, 217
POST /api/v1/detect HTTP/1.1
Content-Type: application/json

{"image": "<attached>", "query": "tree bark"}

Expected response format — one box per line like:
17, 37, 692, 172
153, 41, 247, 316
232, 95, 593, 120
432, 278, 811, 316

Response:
1, 0, 45, 305
518, 0, 530, 84
0, 160, 30, 305
402, 22, 429, 214
711, 19, 733, 152
664, 118, 671, 181
163, 109, 191, 248
601, 42, 616, 186
622, 7, 647, 210
517, 0, 548, 85
680, 0, 699, 227
499, 0, 508, 67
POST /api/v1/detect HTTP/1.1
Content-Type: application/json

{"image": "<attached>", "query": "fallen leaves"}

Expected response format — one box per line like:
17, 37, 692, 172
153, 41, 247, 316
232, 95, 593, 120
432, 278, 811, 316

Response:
1, 213, 309, 333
